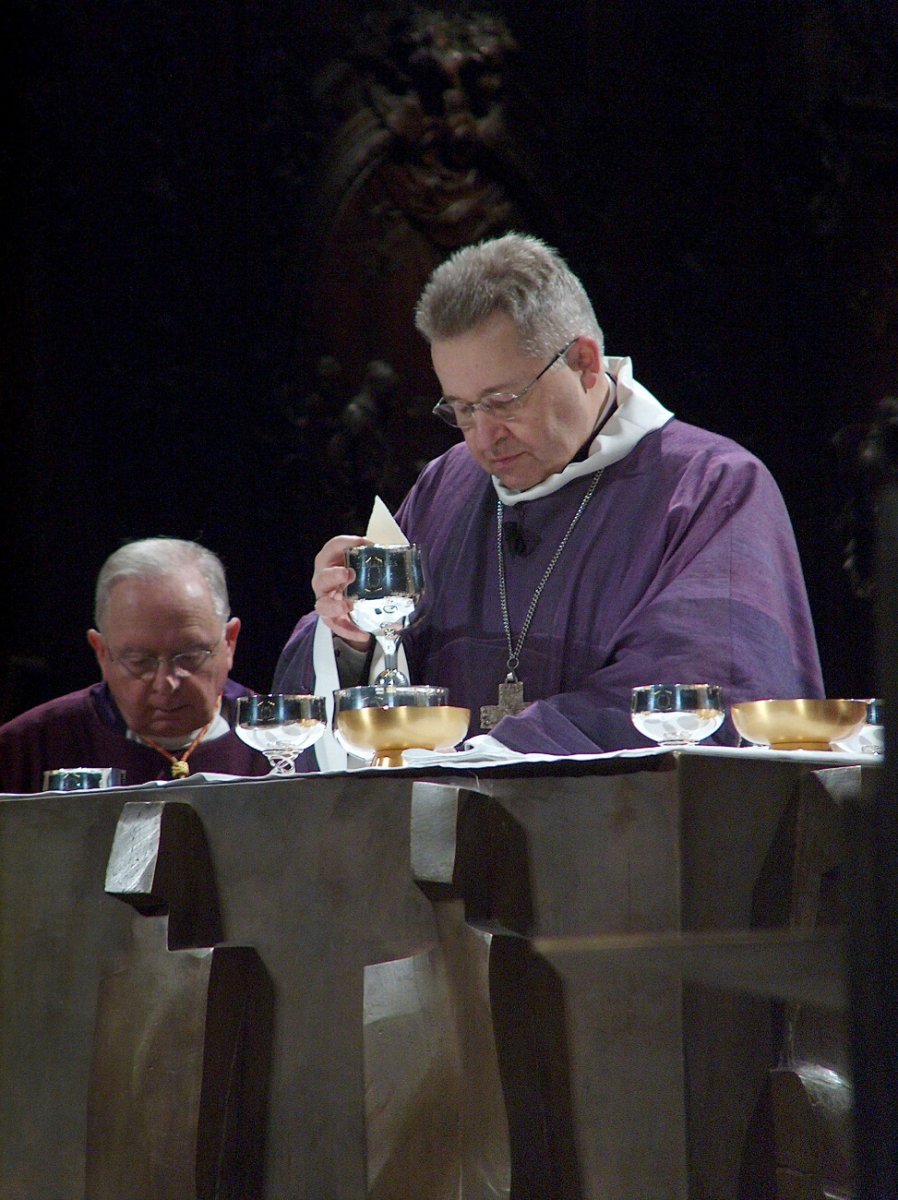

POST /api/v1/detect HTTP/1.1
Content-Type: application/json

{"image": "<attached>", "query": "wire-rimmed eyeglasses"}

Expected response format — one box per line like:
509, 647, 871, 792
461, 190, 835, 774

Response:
432, 337, 578, 429
109, 639, 222, 681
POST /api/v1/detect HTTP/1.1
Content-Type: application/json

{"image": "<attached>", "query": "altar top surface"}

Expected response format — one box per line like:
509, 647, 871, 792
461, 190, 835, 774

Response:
0, 740, 881, 799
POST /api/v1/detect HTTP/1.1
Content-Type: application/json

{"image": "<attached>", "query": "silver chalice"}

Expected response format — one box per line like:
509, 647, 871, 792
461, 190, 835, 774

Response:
344, 543, 425, 687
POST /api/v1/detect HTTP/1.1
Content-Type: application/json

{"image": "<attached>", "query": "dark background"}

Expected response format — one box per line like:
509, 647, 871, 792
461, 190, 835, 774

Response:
4, 0, 898, 719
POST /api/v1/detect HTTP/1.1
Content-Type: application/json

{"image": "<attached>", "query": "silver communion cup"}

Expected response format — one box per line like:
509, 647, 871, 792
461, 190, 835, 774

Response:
344, 543, 426, 687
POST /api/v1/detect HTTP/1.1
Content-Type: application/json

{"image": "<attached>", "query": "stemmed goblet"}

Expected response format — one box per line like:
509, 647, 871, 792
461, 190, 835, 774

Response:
344, 544, 425, 687
235, 693, 327, 775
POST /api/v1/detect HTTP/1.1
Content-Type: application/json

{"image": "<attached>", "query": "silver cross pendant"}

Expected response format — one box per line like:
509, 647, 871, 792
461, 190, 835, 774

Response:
480, 678, 526, 730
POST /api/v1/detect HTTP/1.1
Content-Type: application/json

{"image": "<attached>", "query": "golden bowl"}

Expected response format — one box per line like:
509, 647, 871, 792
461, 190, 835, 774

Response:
334, 705, 471, 768
730, 698, 868, 751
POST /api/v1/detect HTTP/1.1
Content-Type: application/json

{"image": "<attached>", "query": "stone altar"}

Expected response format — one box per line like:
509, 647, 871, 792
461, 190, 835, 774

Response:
0, 750, 870, 1198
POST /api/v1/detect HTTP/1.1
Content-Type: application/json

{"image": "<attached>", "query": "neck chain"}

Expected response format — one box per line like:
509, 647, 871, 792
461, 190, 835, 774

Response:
141, 718, 214, 779
480, 468, 604, 730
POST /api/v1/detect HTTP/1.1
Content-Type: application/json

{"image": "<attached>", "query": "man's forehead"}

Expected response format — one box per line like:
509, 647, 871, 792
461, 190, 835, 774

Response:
106, 572, 214, 617
432, 316, 530, 394
433, 310, 523, 353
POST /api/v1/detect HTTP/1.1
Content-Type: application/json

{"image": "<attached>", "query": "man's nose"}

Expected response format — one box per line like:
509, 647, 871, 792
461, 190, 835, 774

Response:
465, 409, 510, 446
149, 660, 182, 690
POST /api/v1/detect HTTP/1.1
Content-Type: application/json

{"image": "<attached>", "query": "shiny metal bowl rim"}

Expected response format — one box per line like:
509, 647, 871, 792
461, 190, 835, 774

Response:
43, 767, 126, 790
631, 683, 724, 710
236, 693, 327, 722
333, 684, 450, 710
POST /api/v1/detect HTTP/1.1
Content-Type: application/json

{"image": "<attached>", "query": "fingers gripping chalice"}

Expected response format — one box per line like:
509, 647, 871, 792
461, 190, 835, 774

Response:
344, 544, 425, 687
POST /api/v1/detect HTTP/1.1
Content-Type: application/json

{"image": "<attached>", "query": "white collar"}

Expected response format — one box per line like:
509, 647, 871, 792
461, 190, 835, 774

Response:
493, 356, 673, 506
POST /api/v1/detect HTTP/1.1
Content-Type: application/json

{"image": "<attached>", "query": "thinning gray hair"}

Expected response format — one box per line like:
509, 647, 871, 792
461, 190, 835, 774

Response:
94, 537, 231, 629
414, 232, 604, 357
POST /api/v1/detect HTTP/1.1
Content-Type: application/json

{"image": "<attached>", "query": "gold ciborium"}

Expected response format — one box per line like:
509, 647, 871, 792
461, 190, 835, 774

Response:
333, 685, 470, 768
730, 698, 867, 751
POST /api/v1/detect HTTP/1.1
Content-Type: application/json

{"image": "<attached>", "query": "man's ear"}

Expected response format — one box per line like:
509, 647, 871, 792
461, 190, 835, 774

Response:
224, 617, 241, 647
568, 336, 603, 392
87, 628, 109, 673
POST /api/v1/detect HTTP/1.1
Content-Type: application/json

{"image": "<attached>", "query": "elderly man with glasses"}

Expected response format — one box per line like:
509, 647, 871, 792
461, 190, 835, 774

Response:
275, 232, 823, 763
0, 537, 270, 791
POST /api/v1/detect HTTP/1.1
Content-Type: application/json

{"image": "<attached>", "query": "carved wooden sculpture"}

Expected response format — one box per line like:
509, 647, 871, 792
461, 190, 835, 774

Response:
287, 8, 560, 524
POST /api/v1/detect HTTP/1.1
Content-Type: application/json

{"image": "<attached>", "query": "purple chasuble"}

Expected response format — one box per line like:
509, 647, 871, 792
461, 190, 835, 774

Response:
0, 679, 271, 794
274, 418, 823, 756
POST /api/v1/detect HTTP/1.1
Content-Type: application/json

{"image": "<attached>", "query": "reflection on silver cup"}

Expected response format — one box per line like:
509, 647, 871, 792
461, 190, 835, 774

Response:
42, 767, 126, 791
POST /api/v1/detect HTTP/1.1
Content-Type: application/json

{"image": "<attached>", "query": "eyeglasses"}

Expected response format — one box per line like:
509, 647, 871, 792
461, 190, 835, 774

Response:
432, 338, 578, 429
109, 639, 222, 681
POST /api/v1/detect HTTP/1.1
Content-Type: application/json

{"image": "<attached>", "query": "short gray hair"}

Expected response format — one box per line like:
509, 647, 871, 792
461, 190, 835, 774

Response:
94, 537, 231, 629
414, 232, 604, 357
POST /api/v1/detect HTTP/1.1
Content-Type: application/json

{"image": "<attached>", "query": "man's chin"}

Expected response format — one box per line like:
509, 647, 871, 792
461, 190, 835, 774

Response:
484, 454, 523, 487
143, 713, 197, 741
491, 464, 541, 492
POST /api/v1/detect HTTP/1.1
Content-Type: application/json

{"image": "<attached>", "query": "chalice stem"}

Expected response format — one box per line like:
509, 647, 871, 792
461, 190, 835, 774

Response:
267, 750, 299, 775
375, 634, 409, 687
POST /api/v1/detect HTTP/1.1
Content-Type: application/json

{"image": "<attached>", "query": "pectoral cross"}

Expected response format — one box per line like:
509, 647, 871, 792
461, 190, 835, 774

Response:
480, 677, 526, 730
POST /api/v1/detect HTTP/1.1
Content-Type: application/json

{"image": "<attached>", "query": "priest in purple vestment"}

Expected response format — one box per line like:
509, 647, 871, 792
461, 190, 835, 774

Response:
274, 233, 823, 767
0, 538, 270, 792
